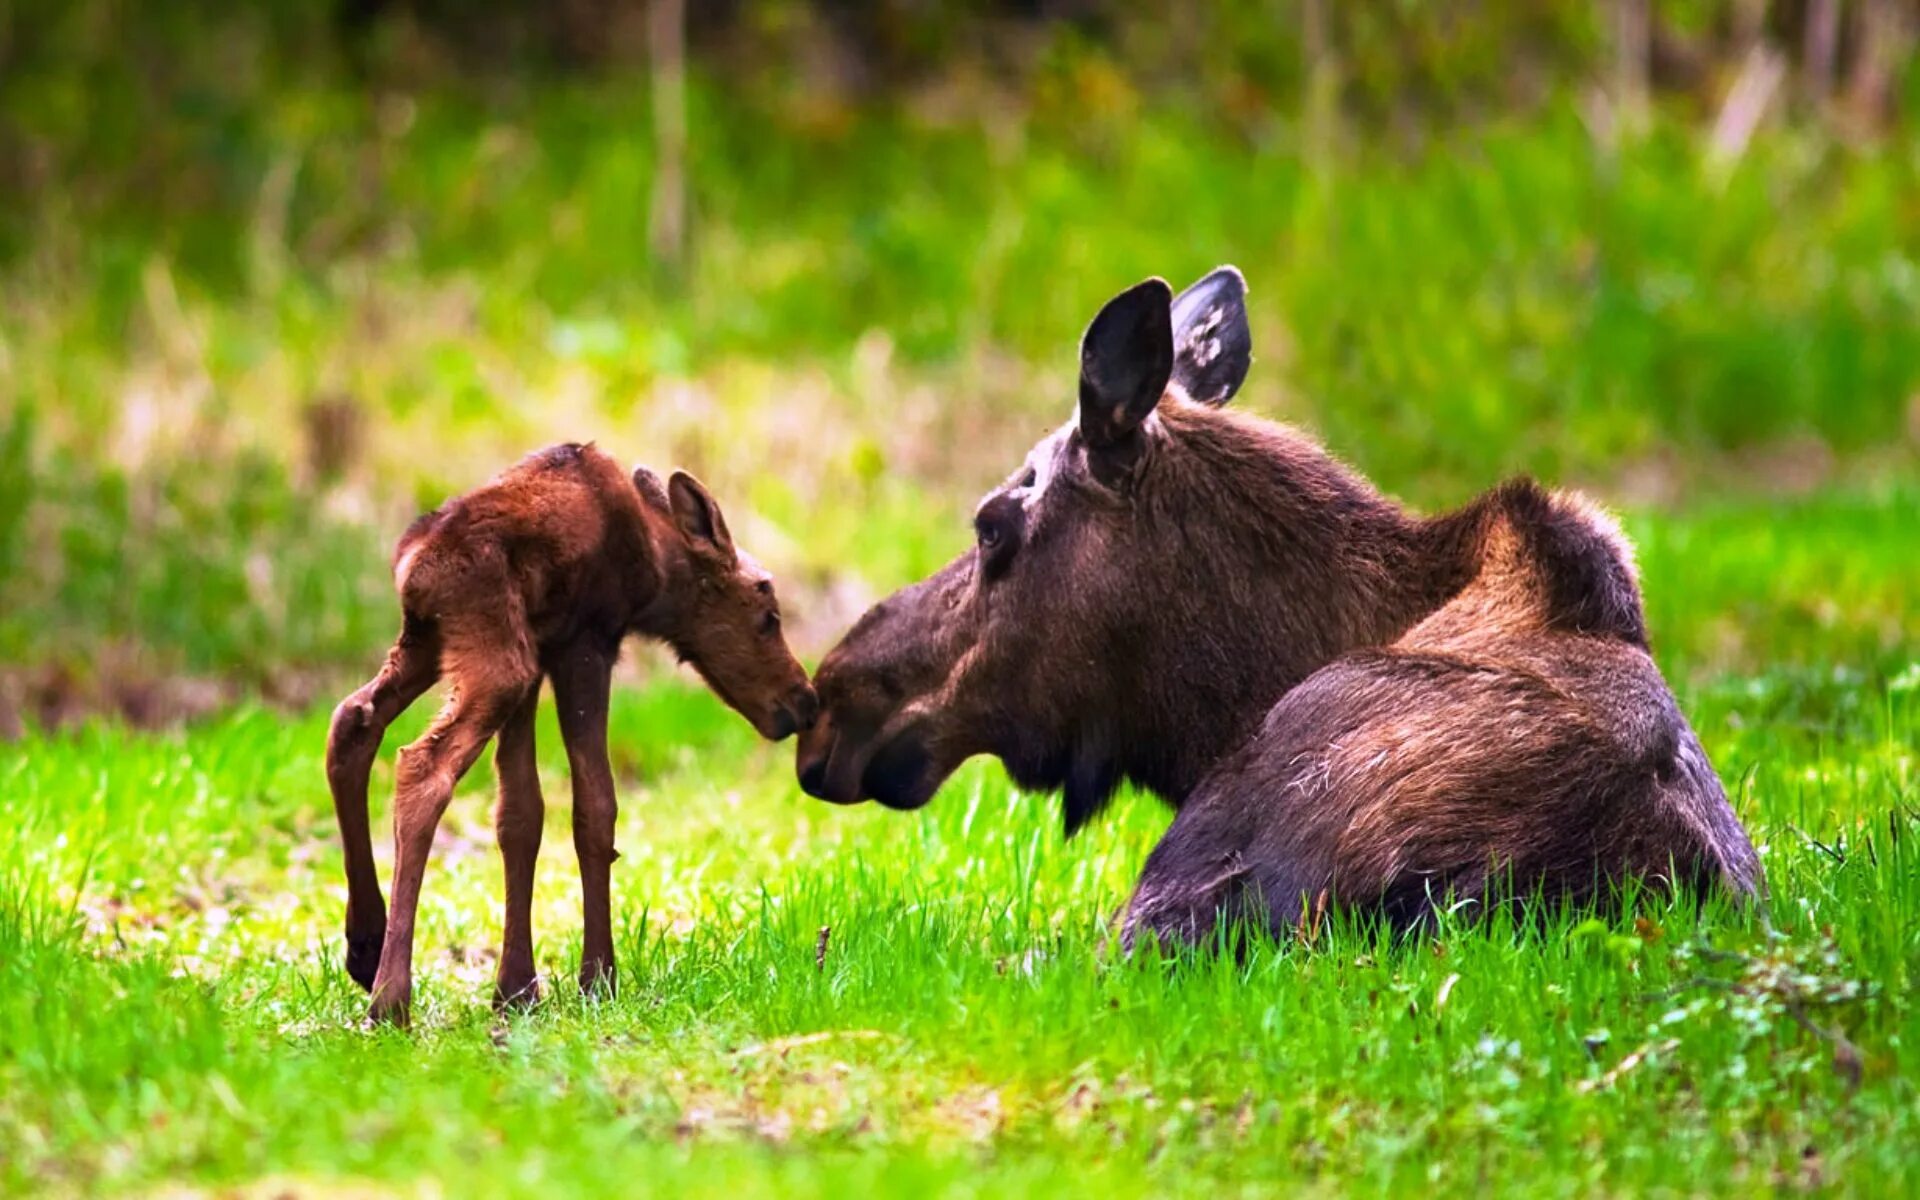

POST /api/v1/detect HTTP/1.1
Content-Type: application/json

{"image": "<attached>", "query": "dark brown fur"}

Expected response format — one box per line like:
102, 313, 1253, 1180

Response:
327, 443, 816, 1024
795, 269, 1760, 945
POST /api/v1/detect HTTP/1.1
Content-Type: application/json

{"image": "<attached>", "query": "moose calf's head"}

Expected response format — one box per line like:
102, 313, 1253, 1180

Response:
644, 469, 818, 741
795, 267, 1356, 832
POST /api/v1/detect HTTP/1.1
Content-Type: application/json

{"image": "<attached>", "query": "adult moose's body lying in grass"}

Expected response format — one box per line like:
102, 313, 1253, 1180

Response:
796, 268, 1760, 944
328, 443, 817, 1025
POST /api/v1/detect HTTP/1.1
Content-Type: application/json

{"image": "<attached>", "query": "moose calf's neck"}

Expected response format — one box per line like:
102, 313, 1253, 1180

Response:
629, 508, 697, 639
622, 471, 734, 651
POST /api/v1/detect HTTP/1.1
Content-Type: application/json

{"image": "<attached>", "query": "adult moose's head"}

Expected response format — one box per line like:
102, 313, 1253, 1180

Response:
797, 268, 1464, 833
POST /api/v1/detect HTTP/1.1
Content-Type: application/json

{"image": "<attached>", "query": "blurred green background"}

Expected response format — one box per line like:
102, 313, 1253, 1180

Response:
0, 0, 1914, 725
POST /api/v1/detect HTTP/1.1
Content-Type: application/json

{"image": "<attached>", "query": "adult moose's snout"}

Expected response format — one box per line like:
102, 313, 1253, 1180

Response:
795, 711, 860, 804
797, 748, 828, 799
795, 712, 832, 797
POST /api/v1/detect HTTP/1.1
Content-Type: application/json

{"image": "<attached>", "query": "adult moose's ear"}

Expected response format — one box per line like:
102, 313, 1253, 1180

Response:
632, 466, 671, 512
1078, 278, 1174, 450
667, 471, 737, 562
1169, 266, 1252, 407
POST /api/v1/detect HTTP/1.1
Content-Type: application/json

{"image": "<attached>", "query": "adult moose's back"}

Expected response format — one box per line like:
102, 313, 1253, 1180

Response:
795, 268, 1760, 941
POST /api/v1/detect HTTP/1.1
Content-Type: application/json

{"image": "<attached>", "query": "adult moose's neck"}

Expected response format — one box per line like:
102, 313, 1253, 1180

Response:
1117, 405, 1483, 807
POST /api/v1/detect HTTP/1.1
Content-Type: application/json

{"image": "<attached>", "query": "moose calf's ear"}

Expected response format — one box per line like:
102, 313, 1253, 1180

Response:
1078, 277, 1175, 449
1169, 266, 1252, 407
668, 470, 736, 561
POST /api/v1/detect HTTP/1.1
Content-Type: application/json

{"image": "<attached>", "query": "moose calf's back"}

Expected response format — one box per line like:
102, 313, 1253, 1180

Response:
393, 443, 656, 645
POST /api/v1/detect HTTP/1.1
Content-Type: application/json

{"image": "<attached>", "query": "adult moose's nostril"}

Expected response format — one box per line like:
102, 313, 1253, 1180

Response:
794, 711, 844, 801
798, 755, 829, 799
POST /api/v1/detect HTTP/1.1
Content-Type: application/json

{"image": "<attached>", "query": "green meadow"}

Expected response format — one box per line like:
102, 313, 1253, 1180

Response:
3, 568, 1916, 1196
3, 10, 1918, 1195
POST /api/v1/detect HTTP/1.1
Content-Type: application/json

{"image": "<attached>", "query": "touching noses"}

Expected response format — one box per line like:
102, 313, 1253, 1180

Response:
772, 681, 820, 741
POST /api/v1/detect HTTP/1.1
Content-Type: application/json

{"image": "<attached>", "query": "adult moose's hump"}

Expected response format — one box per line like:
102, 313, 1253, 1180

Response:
796, 267, 1761, 942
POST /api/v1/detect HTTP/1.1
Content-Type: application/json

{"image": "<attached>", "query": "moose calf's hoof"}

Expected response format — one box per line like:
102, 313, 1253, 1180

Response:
367, 978, 412, 1028
345, 931, 384, 993
579, 959, 617, 999
493, 971, 543, 1013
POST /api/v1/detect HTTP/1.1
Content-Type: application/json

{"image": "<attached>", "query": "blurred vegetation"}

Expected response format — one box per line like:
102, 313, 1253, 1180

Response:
2, 11, 1914, 1192
0, 1, 1914, 714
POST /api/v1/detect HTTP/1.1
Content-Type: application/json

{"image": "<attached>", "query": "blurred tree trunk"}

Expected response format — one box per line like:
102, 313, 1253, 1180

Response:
1302, 0, 1340, 157
1846, 0, 1914, 129
1803, 0, 1839, 105
1613, 0, 1651, 127
648, 0, 688, 277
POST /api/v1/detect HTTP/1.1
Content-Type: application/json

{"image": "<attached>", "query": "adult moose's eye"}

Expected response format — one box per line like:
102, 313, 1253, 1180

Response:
973, 494, 1023, 579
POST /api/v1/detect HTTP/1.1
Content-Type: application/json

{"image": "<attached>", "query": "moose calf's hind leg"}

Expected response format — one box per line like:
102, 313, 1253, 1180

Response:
325, 627, 438, 992
367, 681, 527, 1027
492, 685, 546, 1011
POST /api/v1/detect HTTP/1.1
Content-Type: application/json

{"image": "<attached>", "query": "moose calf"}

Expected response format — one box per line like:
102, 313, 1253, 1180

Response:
327, 443, 816, 1025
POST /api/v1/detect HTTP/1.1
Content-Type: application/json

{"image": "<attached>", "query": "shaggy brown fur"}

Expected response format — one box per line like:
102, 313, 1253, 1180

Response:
795, 268, 1759, 943
327, 443, 816, 1024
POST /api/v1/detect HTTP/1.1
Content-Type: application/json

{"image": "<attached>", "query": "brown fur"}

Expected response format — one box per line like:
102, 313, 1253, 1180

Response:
327, 443, 815, 1024
796, 269, 1760, 944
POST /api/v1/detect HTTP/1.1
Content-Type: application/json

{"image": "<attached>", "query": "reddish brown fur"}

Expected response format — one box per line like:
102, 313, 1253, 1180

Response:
1121, 480, 1755, 944
327, 443, 815, 1024
796, 269, 1760, 944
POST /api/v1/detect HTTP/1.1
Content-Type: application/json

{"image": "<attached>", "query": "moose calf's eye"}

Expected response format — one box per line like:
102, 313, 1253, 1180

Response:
761, 610, 781, 636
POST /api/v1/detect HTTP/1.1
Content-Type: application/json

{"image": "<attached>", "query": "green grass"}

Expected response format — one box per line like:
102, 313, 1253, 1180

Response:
2, 486, 1915, 1197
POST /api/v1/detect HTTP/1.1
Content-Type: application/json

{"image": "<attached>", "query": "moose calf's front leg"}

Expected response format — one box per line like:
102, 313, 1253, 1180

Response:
572, 773, 619, 997
492, 686, 546, 1010
553, 644, 620, 998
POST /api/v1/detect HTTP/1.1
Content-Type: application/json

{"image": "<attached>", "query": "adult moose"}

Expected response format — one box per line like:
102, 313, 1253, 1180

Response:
796, 268, 1760, 944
